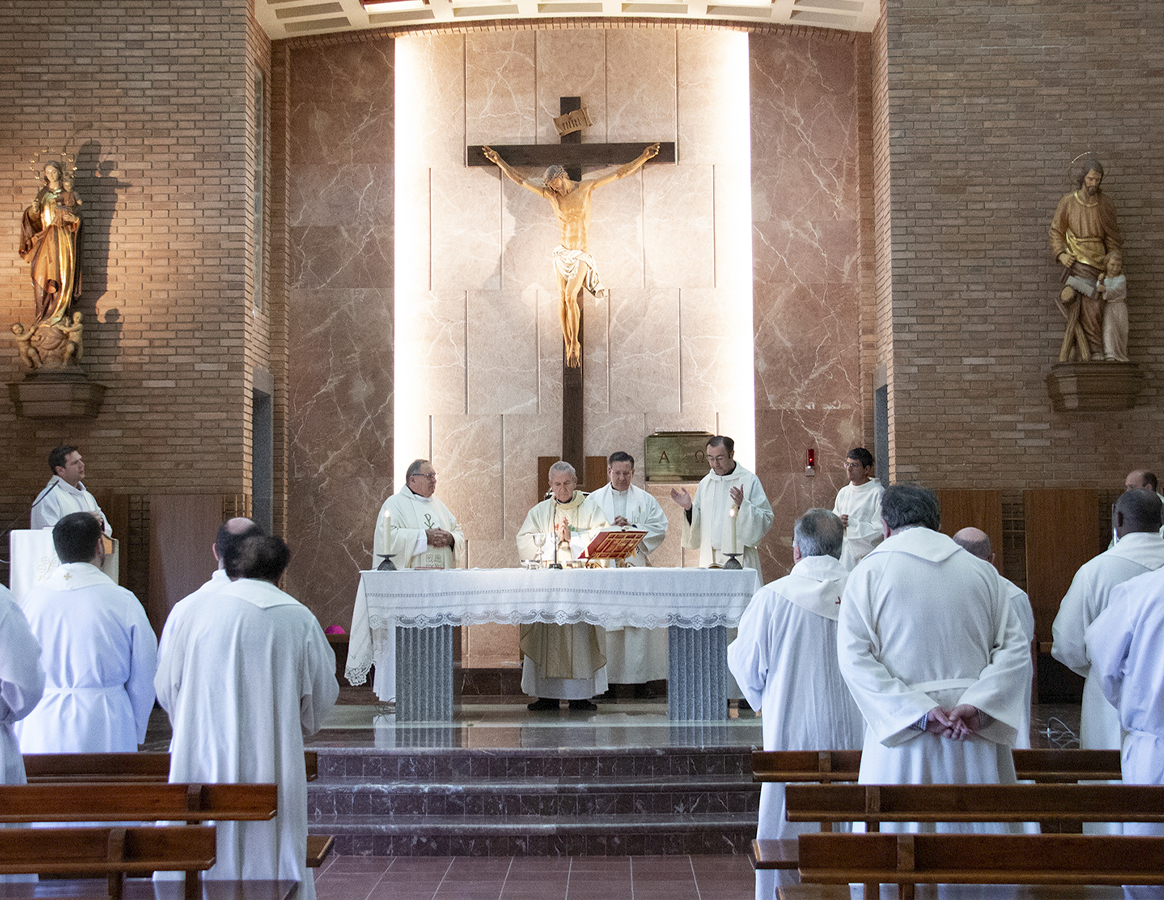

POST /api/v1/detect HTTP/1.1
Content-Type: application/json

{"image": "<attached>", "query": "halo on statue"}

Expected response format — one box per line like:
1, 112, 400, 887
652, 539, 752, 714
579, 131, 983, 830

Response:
30, 146, 78, 182
1066, 150, 1100, 188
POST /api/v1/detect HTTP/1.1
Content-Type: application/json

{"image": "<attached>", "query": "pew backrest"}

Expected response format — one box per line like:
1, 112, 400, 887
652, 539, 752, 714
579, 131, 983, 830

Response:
23, 751, 319, 782
0, 783, 277, 823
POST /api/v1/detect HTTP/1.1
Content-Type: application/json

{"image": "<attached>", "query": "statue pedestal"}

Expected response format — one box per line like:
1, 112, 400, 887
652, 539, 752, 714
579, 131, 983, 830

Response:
8, 369, 106, 419
1045, 361, 1143, 413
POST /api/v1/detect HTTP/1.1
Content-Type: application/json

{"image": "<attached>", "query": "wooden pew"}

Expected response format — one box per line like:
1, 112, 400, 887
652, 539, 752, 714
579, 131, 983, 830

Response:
795, 832, 1164, 900
21, 752, 331, 868
750, 749, 1121, 785
0, 782, 277, 824
0, 824, 216, 900
23, 750, 319, 782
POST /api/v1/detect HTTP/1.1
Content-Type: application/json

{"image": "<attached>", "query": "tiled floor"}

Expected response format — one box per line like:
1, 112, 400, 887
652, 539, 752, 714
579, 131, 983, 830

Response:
312, 853, 757, 900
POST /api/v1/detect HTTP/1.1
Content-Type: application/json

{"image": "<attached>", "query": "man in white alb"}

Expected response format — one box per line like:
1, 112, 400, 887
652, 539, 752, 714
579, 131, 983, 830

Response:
30, 444, 112, 535
155, 534, 338, 900
15, 512, 156, 752
0, 584, 44, 782
517, 461, 609, 711
838, 484, 1030, 832
669, 435, 773, 571
1106, 470, 1164, 546
589, 451, 669, 696
373, 459, 464, 570
1052, 488, 1164, 833
832, 447, 883, 570
177, 517, 262, 606
728, 509, 864, 899
952, 527, 1036, 749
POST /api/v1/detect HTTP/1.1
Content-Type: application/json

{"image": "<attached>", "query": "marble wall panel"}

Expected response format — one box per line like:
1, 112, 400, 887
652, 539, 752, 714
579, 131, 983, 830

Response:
582, 292, 610, 416
465, 32, 537, 146
466, 288, 538, 415
431, 414, 504, 541
537, 289, 564, 417
464, 622, 521, 668
394, 162, 432, 295
609, 288, 680, 415
499, 181, 560, 295
289, 224, 393, 291
431, 167, 504, 293
643, 165, 715, 289
535, 31, 608, 144
585, 173, 646, 291
288, 164, 394, 230
606, 31, 678, 144
501, 413, 566, 539
713, 161, 754, 297
397, 33, 466, 168
679, 288, 752, 419
399, 291, 466, 415
582, 412, 648, 471
753, 279, 861, 411
677, 31, 750, 164
753, 194, 861, 290
645, 484, 687, 569
285, 286, 394, 630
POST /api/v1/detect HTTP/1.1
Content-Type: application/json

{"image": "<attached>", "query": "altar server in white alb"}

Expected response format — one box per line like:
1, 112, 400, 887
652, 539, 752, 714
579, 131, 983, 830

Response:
155, 535, 338, 900
589, 451, 669, 694
1052, 488, 1164, 832
832, 447, 884, 570
838, 484, 1030, 832
1087, 566, 1164, 841
952, 527, 1036, 749
728, 509, 864, 899
15, 512, 156, 753
0, 584, 44, 783
670, 435, 773, 571
373, 458, 464, 570
30, 444, 112, 535
517, 461, 610, 711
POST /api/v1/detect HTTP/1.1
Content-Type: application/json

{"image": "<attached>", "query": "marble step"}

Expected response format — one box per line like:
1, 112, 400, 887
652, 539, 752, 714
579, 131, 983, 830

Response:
309, 774, 759, 818
311, 811, 759, 857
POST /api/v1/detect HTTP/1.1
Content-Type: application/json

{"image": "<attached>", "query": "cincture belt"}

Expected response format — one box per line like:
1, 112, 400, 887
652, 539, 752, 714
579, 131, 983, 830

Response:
908, 678, 976, 694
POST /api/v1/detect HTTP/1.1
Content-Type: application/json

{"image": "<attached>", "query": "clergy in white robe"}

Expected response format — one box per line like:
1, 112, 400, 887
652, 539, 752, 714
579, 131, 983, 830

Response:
952, 527, 1036, 749
0, 584, 43, 885
155, 535, 338, 900
30, 445, 112, 536
1087, 567, 1164, 839
176, 518, 263, 609
517, 462, 609, 708
832, 448, 884, 570
1052, 491, 1164, 756
370, 460, 463, 701
838, 485, 1030, 834
372, 459, 464, 570
589, 452, 669, 686
728, 510, 864, 899
671, 436, 773, 572
0, 585, 44, 784
15, 513, 156, 753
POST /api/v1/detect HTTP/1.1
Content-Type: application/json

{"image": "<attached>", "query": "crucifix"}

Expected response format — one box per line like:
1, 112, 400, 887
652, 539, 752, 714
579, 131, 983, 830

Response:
469, 97, 674, 474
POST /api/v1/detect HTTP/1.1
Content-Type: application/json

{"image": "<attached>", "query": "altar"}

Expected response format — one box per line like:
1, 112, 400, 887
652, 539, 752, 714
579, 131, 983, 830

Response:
346, 567, 762, 722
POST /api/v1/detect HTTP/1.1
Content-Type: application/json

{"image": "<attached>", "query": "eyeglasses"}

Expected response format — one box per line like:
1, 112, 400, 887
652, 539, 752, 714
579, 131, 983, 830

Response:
843, 462, 864, 470
411, 472, 438, 480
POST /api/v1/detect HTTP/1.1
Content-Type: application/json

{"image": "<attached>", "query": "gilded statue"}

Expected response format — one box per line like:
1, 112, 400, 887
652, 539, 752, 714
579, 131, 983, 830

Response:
482, 143, 659, 367
1049, 157, 1124, 362
12, 160, 85, 369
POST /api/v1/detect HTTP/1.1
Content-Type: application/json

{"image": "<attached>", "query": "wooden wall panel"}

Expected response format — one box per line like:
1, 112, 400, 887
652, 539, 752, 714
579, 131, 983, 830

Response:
1024, 489, 1101, 643
936, 489, 1004, 573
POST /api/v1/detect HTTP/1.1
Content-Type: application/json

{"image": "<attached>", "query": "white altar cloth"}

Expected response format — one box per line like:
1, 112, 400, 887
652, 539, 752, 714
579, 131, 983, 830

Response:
346, 567, 762, 699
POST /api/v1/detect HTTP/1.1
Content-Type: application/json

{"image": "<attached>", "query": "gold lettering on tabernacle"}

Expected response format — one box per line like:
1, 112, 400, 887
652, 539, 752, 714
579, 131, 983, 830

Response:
658, 450, 670, 463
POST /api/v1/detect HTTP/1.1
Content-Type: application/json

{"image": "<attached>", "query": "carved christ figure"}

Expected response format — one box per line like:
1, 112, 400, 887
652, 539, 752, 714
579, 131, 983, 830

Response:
482, 143, 660, 367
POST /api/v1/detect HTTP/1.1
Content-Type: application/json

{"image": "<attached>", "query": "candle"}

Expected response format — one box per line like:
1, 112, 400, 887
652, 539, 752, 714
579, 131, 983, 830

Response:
729, 503, 738, 555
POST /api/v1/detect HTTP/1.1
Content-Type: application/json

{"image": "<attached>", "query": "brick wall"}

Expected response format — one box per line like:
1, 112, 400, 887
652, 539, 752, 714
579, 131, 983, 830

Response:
0, 0, 270, 590
878, 0, 1164, 489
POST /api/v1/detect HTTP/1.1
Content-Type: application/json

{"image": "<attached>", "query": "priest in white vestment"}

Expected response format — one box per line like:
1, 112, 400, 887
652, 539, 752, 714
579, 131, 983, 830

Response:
670, 435, 773, 571
517, 461, 609, 711
29, 444, 112, 535
589, 451, 669, 691
728, 509, 864, 899
838, 485, 1030, 834
177, 517, 263, 607
952, 527, 1036, 749
831, 447, 884, 570
0, 583, 44, 885
155, 535, 338, 900
1088, 566, 1164, 839
15, 513, 156, 753
1051, 488, 1164, 833
369, 459, 464, 701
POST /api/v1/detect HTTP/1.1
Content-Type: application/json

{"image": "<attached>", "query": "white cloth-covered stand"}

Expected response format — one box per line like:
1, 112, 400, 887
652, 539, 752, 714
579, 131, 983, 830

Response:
347, 567, 761, 721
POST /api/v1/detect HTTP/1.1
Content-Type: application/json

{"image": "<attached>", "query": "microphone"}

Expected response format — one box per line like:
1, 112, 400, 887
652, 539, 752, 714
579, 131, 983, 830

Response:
30, 476, 62, 510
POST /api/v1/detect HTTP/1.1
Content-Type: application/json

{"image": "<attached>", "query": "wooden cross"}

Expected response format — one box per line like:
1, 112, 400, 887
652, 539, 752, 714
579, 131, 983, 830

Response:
469, 97, 675, 474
